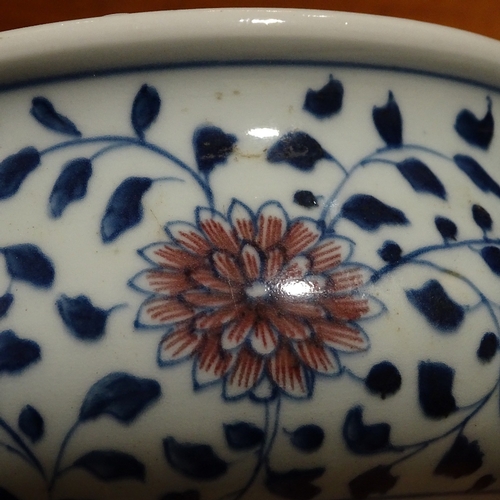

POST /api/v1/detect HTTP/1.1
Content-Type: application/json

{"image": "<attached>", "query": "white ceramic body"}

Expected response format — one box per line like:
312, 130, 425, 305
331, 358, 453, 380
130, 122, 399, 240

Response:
0, 9, 499, 500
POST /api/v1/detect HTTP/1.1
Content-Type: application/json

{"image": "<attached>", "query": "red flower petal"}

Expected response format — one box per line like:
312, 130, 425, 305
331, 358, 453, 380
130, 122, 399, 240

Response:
198, 209, 240, 254
213, 251, 245, 284
266, 309, 311, 341
230, 201, 255, 242
138, 297, 195, 326
309, 238, 352, 273
327, 266, 369, 293
282, 220, 321, 258
148, 243, 202, 269
191, 268, 235, 294
280, 256, 311, 280
158, 325, 201, 363
226, 348, 264, 397
267, 345, 310, 398
195, 334, 234, 385
222, 310, 256, 350
275, 300, 326, 320
321, 295, 370, 321
264, 248, 285, 280
167, 222, 212, 255
314, 320, 369, 352
143, 269, 191, 295
256, 203, 286, 250
183, 290, 237, 308
249, 319, 279, 355
241, 244, 261, 281
293, 340, 340, 374
195, 306, 242, 330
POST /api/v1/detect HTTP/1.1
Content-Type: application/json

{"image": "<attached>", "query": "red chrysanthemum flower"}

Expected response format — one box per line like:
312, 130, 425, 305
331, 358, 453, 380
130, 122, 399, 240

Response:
132, 200, 379, 400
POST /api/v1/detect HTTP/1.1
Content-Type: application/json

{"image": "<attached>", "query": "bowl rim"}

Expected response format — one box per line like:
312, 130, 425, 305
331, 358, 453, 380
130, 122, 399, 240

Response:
1, 8, 500, 89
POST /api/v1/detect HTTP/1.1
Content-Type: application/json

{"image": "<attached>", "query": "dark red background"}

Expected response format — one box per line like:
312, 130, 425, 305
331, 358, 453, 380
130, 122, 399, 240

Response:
3, 1, 499, 40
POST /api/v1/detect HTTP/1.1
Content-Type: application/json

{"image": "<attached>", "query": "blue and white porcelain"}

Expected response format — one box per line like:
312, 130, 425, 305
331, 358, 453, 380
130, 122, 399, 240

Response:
1, 9, 500, 500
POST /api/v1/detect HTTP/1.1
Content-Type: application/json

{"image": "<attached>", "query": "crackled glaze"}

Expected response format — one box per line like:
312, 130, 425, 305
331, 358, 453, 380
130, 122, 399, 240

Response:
1, 10, 500, 500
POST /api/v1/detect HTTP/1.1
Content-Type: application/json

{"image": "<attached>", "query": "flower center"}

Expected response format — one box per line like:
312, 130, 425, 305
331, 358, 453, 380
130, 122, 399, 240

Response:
245, 282, 268, 299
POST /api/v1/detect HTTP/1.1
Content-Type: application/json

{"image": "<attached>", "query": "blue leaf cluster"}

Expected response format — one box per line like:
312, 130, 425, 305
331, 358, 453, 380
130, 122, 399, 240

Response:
418, 361, 457, 419
131, 84, 161, 139
341, 194, 408, 231
0, 330, 40, 374
79, 372, 161, 423
56, 294, 110, 341
267, 131, 329, 171
30, 97, 81, 137
265, 467, 325, 500
455, 97, 494, 150
49, 158, 92, 218
1, 244, 55, 288
406, 280, 464, 332
73, 450, 145, 482
163, 437, 228, 480
101, 177, 153, 243
303, 75, 344, 119
0, 147, 40, 200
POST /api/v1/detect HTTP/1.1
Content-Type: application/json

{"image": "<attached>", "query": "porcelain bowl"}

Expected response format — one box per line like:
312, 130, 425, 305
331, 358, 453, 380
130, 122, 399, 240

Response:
1, 9, 500, 500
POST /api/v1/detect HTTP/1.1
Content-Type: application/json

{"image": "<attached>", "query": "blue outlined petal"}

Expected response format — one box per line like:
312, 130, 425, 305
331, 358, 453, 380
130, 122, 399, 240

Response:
165, 221, 211, 256
228, 199, 256, 242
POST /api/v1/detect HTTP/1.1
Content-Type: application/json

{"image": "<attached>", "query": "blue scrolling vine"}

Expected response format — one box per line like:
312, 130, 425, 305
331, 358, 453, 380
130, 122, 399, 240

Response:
0, 72, 498, 499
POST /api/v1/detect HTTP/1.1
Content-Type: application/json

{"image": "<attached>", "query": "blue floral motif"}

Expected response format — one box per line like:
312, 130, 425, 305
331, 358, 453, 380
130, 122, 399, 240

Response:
0, 74, 499, 500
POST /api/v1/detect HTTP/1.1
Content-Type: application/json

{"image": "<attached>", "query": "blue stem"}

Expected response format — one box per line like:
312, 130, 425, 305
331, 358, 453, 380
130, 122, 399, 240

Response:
320, 143, 453, 225
41, 135, 214, 208
0, 416, 45, 479
48, 421, 79, 492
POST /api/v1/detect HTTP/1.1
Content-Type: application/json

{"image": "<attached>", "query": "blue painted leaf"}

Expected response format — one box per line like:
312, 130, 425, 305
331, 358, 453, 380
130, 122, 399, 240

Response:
1, 244, 55, 288
481, 246, 500, 275
286, 425, 324, 453
469, 474, 496, 492
454, 155, 500, 197
343, 407, 392, 454
267, 131, 330, 171
349, 465, 398, 500
435, 216, 458, 241
341, 194, 408, 231
418, 361, 457, 419
294, 190, 318, 209
193, 126, 237, 175
160, 491, 200, 500
101, 177, 153, 243
373, 91, 402, 146
265, 467, 325, 500
477, 332, 498, 362
303, 75, 344, 118
0, 487, 20, 500
365, 361, 401, 398
406, 280, 464, 332
455, 97, 494, 150
0, 293, 14, 319
0, 147, 40, 200
131, 84, 161, 139
435, 434, 483, 478
49, 158, 92, 218
73, 450, 145, 482
18, 405, 44, 443
79, 372, 161, 423
163, 437, 228, 480
472, 204, 493, 231
30, 97, 81, 137
0, 330, 40, 374
396, 158, 446, 199
56, 294, 110, 342
224, 422, 265, 450
378, 241, 402, 264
